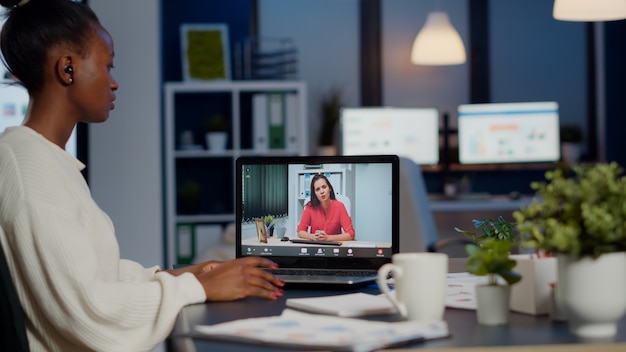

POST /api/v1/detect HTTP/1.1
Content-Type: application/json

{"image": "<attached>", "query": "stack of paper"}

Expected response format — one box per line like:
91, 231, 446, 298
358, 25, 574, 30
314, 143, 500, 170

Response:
286, 292, 396, 317
194, 309, 449, 352
446, 272, 490, 310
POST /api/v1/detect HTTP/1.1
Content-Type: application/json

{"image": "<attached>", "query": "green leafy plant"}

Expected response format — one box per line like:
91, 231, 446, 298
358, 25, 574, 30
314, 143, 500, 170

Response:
465, 238, 522, 286
454, 216, 517, 244
513, 162, 626, 259
264, 215, 274, 227
204, 114, 228, 132
455, 217, 521, 286
559, 124, 584, 143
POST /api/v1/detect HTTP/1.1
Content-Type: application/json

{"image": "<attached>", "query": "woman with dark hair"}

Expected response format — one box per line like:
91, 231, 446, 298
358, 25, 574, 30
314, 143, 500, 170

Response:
0, 0, 283, 350
297, 174, 355, 241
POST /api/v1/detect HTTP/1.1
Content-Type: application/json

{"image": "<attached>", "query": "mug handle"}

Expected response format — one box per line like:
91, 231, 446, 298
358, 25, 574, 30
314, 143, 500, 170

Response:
377, 263, 407, 318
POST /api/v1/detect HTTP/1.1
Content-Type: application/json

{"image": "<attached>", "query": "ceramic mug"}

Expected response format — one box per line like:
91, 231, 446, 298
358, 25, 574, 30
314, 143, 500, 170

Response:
377, 252, 448, 321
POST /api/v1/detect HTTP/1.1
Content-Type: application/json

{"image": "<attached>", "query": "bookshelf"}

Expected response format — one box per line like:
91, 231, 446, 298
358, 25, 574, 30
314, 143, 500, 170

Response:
164, 81, 308, 266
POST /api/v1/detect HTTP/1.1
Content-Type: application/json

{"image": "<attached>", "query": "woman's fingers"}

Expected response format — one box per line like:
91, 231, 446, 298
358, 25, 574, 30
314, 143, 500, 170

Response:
196, 257, 284, 301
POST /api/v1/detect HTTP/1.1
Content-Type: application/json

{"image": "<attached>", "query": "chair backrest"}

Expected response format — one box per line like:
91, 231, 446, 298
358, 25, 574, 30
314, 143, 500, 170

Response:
398, 157, 438, 252
0, 241, 30, 351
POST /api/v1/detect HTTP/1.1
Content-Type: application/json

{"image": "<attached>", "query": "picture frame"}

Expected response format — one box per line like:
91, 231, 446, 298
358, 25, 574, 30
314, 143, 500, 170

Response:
180, 23, 231, 81
255, 218, 268, 244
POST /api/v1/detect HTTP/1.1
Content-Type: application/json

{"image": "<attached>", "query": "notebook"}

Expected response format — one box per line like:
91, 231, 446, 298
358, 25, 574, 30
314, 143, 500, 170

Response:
235, 155, 400, 286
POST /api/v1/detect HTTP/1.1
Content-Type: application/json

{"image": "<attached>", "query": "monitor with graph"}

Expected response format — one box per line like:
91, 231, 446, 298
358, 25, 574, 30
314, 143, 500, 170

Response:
340, 107, 440, 165
457, 101, 560, 164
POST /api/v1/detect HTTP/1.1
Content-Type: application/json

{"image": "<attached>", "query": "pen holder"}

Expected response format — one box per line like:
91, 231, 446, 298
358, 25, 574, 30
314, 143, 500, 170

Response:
509, 254, 557, 315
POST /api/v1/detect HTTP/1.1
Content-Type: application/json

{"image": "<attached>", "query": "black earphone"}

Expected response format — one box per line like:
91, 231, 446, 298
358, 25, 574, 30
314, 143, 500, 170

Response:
64, 65, 73, 74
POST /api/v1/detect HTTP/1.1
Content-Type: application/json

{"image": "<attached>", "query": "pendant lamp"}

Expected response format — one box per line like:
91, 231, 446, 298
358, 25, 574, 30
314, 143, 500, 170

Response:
411, 11, 466, 66
553, 0, 626, 22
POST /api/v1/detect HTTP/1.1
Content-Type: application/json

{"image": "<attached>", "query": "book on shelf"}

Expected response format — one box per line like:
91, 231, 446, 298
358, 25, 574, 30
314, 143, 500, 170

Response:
252, 92, 300, 151
252, 93, 269, 151
268, 93, 285, 149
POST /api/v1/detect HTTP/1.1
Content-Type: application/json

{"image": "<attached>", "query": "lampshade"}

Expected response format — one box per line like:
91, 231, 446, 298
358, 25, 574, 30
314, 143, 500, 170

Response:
411, 11, 466, 66
553, 0, 626, 21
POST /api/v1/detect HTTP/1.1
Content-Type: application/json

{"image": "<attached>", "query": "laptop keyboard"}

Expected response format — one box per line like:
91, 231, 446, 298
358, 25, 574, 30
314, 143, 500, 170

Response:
272, 269, 376, 277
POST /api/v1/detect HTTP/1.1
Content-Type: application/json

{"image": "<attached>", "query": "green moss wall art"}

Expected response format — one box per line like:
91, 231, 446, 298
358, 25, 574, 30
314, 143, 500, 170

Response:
181, 24, 231, 81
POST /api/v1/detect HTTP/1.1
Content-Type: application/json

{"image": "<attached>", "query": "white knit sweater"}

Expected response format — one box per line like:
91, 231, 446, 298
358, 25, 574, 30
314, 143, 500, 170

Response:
0, 126, 206, 351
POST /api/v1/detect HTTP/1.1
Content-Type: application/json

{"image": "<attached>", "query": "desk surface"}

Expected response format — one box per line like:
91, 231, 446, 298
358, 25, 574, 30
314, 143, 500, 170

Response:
428, 194, 534, 212
168, 258, 626, 352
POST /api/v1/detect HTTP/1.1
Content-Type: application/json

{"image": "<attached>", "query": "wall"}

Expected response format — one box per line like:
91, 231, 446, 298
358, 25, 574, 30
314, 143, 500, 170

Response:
258, 0, 360, 153
489, 0, 587, 133
88, 0, 162, 267
382, 0, 469, 117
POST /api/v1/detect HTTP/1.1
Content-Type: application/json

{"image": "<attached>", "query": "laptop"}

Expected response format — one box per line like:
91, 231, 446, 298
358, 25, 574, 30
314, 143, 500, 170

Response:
235, 155, 400, 286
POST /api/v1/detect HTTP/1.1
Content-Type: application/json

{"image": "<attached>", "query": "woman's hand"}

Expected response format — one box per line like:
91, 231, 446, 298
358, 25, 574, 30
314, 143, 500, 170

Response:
163, 260, 223, 277
313, 230, 328, 241
196, 257, 285, 301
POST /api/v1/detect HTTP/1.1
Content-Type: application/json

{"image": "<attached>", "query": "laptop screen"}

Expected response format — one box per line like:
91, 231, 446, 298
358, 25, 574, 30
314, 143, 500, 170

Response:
236, 155, 399, 270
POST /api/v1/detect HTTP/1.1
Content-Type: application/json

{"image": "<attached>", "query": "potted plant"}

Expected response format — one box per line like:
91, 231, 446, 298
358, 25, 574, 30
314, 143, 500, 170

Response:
454, 216, 517, 244
204, 114, 228, 152
456, 218, 521, 325
317, 88, 342, 156
264, 215, 275, 237
177, 181, 201, 214
513, 162, 626, 338
559, 124, 584, 164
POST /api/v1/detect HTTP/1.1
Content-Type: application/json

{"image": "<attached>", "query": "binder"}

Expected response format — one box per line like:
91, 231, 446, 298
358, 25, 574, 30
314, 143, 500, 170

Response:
268, 93, 285, 149
252, 94, 269, 151
176, 223, 195, 264
284, 93, 299, 151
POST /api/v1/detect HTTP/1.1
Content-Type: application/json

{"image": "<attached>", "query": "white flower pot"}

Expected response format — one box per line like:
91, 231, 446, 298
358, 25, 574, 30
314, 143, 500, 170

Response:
557, 252, 626, 338
475, 284, 511, 325
205, 132, 228, 152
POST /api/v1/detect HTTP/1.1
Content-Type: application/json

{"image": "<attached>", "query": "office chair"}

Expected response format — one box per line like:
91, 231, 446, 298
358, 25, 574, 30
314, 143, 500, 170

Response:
398, 157, 472, 254
0, 241, 30, 352
398, 157, 439, 252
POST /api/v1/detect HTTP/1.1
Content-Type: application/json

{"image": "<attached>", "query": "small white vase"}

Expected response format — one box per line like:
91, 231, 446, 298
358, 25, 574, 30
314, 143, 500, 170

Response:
475, 284, 511, 325
557, 252, 626, 338
205, 132, 228, 152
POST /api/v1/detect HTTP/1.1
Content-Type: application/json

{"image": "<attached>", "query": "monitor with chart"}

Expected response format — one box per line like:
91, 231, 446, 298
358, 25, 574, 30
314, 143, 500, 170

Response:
340, 107, 440, 165
457, 101, 560, 164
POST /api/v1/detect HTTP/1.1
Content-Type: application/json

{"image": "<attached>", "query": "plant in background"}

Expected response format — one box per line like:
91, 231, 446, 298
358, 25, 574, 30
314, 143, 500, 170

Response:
317, 88, 343, 147
264, 215, 275, 236
454, 216, 517, 244
559, 124, 584, 144
514, 162, 626, 259
204, 114, 228, 133
177, 181, 201, 214
264, 215, 274, 227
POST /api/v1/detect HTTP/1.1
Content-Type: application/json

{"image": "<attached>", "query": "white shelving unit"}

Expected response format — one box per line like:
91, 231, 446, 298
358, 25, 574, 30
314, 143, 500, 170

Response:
164, 81, 308, 266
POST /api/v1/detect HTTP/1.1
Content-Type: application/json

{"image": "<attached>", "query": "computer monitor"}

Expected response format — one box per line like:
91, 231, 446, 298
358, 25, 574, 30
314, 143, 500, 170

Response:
0, 81, 79, 158
457, 101, 560, 164
340, 107, 440, 165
